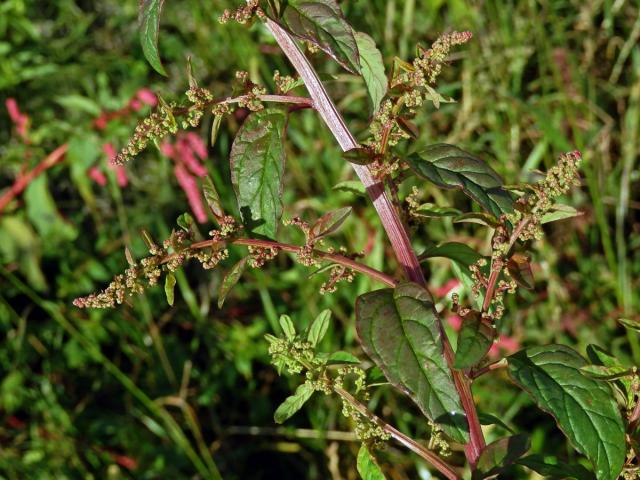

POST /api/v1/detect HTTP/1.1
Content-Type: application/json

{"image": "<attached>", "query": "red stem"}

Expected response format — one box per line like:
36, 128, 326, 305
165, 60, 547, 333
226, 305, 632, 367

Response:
0, 144, 68, 213
265, 19, 485, 466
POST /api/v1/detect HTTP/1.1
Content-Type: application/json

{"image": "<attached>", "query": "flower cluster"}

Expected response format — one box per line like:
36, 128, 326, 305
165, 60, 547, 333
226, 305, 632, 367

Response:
73, 227, 229, 309
247, 245, 279, 268
218, 0, 263, 24
115, 100, 178, 165
273, 70, 298, 94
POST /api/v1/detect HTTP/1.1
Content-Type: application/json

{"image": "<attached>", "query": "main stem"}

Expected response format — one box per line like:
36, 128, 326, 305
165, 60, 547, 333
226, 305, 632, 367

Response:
266, 19, 485, 465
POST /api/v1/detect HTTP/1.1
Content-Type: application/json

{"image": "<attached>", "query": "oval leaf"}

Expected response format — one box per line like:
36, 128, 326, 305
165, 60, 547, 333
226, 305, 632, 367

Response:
454, 312, 496, 369
357, 445, 386, 480
218, 257, 248, 308
310, 207, 351, 241
277, 0, 360, 73
507, 253, 534, 290
474, 434, 530, 479
279, 314, 296, 341
326, 351, 361, 365
541, 204, 582, 224
139, 0, 167, 75
407, 144, 514, 220
419, 242, 483, 268
516, 454, 595, 480
354, 32, 387, 113
508, 345, 625, 480
164, 272, 176, 306
203, 175, 225, 219
274, 382, 315, 424
307, 309, 331, 346
230, 108, 287, 239
356, 282, 469, 443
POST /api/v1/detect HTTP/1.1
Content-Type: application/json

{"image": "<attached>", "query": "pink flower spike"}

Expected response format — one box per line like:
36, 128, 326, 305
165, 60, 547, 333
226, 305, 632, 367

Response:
102, 143, 117, 162
160, 141, 175, 158
434, 278, 461, 297
176, 135, 207, 177
184, 132, 208, 160
128, 98, 143, 112
88, 167, 108, 186
6, 98, 29, 140
114, 166, 128, 187
136, 88, 158, 106
447, 314, 463, 331
174, 164, 207, 223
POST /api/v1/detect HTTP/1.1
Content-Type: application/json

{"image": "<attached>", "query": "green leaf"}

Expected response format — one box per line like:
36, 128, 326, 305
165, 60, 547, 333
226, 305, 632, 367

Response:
478, 412, 515, 434
138, 0, 167, 75
230, 108, 287, 239
419, 242, 483, 268
407, 144, 514, 220
309, 207, 351, 241
202, 175, 224, 219
508, 345, 625, 480
356, 282, 469, 443
354, 32, 387, 113
279, 314, 296, 340
218, 257, 248, 308
412, 203, 461, 218
454, 312, 496, 369
474, 434, 530, 479
55, 95, 102, 116
617, 317, 640, 333
307, 309, 331, 346
164, 273, 176, 306
210, 114, 223, 147
333, 180, 366, 197
453, 212, 500, 227
357, 445, 386, 480
274, 382, 315, 423
516, 454, 595, 480
507, 253, 535, 290
580, 365, 634, 381
277, 0, 360, 73
586, 345, 633, 403
326, 351, 361, 365
176, 212, 198, 237
541, 204, 582, 224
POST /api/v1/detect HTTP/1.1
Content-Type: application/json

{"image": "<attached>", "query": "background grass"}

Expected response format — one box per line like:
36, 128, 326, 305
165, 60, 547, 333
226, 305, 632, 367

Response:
1, 0, 638, 478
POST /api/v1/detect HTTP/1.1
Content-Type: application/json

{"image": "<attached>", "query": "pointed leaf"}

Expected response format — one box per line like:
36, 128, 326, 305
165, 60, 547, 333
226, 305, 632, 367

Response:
454, 312, 496, 369
586, 345, 633, 402
164, 272, 176, 306
210, 114, 223, 147
407, 144, 514, 219
333, 180, 366, 197
507, 253, 534, 290
419, 242, 483, 268
277, 0, 360, 73
474, 434, 530, 479
309, 207, 351, 241
274, 382, 315, 423
478, 412, 515, 434
307, 309, 331, 346
356, 282, 469, 443
516, 454, 595, 480
580, 365, 634, 381
218, 257, 248, 308
357, 445, 386, 480
202, 175, 225, 219
354, 32, 387, 113
541, 204, 582, 224
508, 345, 625, 480
412, 203, 461, 218
138, 0, 167, 75
326, 351, 361, 365
617, 317, 640, 333
230, 108, 287, 239
453, 212, 500, 227
279, 314, 296, 341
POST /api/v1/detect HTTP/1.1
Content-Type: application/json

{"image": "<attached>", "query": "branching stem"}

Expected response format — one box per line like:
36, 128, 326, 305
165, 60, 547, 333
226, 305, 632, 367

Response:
265, 18, 486, 466
334, 386, 461, 480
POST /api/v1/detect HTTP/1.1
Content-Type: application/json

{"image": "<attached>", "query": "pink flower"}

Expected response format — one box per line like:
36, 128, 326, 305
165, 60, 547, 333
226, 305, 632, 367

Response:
128, 98, 143, 112
6, 98, 29, 140
174, 164, 207, 223
103, 143, 128, 187
447, 314, 463, 331
184, 131, 208, 160
88, 167, 107, 186
488, 335, 520, 358
435, 279, 461, 297
136, 88, 157, 106
176, 135, 207, 177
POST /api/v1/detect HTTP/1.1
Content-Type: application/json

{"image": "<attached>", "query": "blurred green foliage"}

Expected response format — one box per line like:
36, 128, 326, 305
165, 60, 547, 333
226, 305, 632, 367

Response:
1, 0, 638, 478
